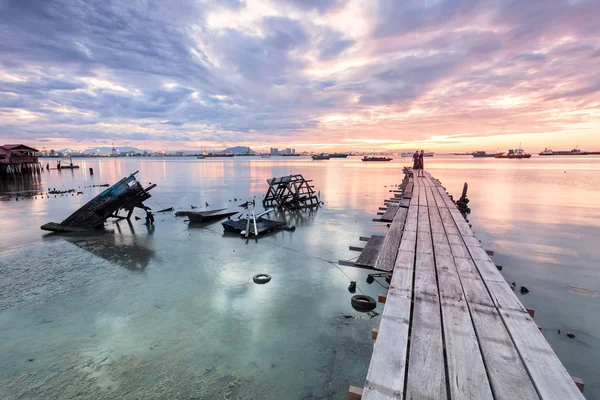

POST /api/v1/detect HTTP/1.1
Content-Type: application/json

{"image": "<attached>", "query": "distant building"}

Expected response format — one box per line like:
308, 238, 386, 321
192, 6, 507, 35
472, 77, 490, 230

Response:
270, 147, 279, 156
284, 148, 296, 155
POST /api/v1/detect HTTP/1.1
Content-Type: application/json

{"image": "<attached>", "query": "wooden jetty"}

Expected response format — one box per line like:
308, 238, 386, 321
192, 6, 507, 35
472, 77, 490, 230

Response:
262, 174, 320, 210
41, 171, 156, 232
343, 169, 585, 399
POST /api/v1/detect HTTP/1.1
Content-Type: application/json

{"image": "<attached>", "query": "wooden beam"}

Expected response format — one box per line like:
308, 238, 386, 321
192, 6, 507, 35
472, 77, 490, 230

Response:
378, 293, 387, 304
348, 386, 363, 400
572, 377, 584, 393
349, 246, 364, 252
372, 328, 379, 341
526, 308, 535, 318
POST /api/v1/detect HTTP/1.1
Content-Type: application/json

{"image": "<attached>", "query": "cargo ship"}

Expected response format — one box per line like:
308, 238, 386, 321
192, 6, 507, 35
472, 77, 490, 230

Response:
539, 148, 600, 156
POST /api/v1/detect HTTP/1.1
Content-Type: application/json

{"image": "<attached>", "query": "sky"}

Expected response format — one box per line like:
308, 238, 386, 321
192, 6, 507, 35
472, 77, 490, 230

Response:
1, 0, 599, 152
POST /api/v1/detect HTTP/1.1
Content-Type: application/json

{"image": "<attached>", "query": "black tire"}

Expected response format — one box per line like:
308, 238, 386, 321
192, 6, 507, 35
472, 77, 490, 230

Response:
351, 295, 377, 312
366, 275, 375, 284
253, 274, 271, 284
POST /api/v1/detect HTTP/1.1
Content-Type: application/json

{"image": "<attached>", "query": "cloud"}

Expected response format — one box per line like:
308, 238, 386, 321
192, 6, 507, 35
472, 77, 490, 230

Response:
0, 0, 599, 150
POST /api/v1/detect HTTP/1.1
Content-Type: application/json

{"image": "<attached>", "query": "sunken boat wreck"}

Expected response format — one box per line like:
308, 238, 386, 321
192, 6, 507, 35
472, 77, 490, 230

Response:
41, 171, 156, 232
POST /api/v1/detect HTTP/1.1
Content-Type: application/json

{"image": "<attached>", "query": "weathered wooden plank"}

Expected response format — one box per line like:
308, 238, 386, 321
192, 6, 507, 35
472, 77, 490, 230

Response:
471, 258, 506, 283
441, 299, 494, 400
485, 281, 528, 313
373, 208, 408, 272
439, 208, 460, 236
418, 186, 428, 207
500, 310, 585, 399
428, 175, 539, 400
470, 304, 541, 400
403, 182, 414, 199
406, 202, 447, 398
380, 203, 399, 222
363, 232, 415, 400
363, 293, 412, 400
428, 206, 445, 234
406, 296, 447, 399
355, 235, 386, 267
399, 198, 411, 208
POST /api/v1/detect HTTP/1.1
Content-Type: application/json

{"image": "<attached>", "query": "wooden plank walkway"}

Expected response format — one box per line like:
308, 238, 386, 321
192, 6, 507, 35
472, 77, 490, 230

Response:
359, 170, 584, 400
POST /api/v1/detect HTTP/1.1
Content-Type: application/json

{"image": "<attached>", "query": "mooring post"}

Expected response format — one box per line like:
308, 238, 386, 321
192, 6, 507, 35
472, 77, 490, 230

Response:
461, 182, 468, 199
89, 167, 94, 175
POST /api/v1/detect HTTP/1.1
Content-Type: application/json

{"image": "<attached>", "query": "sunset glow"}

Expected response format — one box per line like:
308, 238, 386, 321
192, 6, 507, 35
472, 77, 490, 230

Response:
1, 0, 599, 152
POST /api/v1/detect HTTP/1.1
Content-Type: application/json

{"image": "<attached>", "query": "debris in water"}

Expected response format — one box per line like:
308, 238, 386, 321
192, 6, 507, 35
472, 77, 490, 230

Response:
41, 171, 156, 232
520, 286, 530, 294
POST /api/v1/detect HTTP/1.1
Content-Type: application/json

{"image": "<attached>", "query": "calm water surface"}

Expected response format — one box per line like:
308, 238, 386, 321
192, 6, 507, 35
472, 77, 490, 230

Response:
1, 155, 599, 399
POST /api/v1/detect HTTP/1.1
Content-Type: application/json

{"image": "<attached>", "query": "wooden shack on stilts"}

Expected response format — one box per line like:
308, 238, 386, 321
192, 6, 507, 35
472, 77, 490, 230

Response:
0, 144, 42, 180
262, 174, 320, 210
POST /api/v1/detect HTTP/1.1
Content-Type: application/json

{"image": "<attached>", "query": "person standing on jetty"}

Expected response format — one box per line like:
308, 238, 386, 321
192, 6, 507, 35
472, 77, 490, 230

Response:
418, 150, 425, 177
412, 151, 420, 174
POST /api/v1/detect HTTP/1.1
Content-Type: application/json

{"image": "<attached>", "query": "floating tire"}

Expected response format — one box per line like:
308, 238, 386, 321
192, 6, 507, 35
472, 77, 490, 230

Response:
253, 274, 271, 284
351, 295, 377, 312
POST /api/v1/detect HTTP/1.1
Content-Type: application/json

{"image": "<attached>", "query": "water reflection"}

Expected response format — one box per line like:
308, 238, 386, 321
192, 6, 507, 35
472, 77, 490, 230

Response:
64, 230, 155, 273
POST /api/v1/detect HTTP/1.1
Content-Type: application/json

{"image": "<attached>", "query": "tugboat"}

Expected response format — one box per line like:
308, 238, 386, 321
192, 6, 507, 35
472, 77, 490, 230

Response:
311, 153, 330, 160
362, 156, 393, 162
495, 148, 531, 159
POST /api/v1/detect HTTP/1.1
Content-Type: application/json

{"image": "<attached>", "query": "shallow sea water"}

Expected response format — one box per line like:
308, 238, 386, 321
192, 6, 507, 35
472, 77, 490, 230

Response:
0, 155, 599, 399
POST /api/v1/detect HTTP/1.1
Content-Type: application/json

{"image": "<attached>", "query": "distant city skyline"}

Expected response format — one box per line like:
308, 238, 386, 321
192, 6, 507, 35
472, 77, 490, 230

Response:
1, 1, 599, 152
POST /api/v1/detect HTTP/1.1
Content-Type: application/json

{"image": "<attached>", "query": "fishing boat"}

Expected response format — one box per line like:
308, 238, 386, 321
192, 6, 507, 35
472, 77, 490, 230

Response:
495, 148, 532, 159
473, 151, 503, 158
311, 153, 330, 160
362, 156, 393, 162
222, 209, 286, 238
197, 155, 205, 159
57, 157, 80, 170
176, 209, 238, 223
329, 153, 349, 158
41, 171, 156, 232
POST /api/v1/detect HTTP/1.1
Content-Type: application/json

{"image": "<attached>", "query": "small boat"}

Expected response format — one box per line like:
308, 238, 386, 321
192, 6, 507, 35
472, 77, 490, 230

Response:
222, 209, 286, 237
311, 153, 330, 160
329, 153, 349, 158
473, 151, 503, 158
41, 171, 156, 232
197, 155, 205, 159
261, 154, 271, 158
362, 156, 393, 162
57, 157, 80, 170
177, 209, 238, 223
495, 148, 531, 159
401, 152, 414, 157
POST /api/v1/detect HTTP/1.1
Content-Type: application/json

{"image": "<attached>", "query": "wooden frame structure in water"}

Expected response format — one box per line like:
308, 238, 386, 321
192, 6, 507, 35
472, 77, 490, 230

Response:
262, 174, 320, 210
